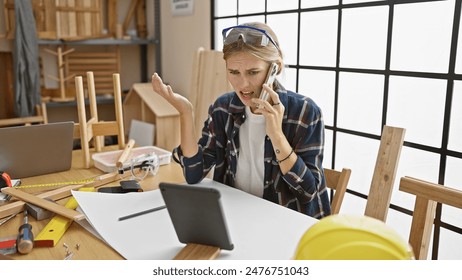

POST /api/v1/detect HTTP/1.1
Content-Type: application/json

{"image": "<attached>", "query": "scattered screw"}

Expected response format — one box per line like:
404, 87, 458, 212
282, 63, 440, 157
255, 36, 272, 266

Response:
75, 244, 80, 250
64, 251, 74, 260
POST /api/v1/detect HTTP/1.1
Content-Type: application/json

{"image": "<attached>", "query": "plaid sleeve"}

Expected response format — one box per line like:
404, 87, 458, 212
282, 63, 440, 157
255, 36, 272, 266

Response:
281, 99, 326, 204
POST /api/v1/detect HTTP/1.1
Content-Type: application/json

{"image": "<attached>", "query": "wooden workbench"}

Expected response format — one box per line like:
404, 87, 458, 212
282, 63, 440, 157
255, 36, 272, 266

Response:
0, 146, 184, 260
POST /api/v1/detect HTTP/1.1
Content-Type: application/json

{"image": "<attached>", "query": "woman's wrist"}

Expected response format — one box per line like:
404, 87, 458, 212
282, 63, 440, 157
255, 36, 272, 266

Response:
276, 149, 294, 163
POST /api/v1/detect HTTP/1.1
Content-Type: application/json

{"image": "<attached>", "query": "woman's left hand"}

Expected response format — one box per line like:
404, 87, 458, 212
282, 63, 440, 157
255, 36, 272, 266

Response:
252, 84, 285, 141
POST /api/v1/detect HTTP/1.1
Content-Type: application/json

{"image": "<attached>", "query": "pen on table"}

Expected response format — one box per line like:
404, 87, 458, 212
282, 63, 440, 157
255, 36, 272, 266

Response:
118, 205, 167, 221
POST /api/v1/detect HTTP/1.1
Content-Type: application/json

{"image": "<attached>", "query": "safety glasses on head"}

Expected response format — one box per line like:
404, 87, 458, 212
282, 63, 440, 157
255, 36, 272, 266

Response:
222, 25, 280, 51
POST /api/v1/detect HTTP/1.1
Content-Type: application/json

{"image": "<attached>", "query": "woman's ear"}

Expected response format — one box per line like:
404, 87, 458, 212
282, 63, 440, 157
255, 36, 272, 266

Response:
277, 62, 283, 75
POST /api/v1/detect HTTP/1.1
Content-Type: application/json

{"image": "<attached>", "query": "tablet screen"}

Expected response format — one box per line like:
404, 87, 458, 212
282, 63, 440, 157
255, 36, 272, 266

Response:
159, 182, 234, 251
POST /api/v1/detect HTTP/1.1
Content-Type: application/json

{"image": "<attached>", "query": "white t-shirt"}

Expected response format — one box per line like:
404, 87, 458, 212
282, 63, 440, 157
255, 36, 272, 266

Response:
235, 106, 266, 197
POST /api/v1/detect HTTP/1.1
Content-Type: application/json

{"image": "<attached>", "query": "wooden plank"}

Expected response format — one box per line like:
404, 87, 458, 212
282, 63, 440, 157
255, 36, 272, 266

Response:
0, 172, 124, 219
136, 0, 147, 38
324, 168, 351, 215
131, 83, 180, 118
31, 0, 45, 32
155, 116, 181, 151
398, 176, 462, 259
67, 0, 77, 37
123, 0, 139, 33
66, 49, 120, 95
83, 0, 92, 37
173, 243, 221, 260
1, 188, 85, 221
67, 58, 118, 64
0, 116, 45, 127
400, 177, 462, 208
4, 0, 15, 39
45, 0, 57, 38
75, 75, 91, 168
107, 0, 117, 37
91, 121, 119, 136
112, 73, 125, 149
67, 53, 118, 58
191, 49, 231, 140
408, 195, 436, 260
364, 126, 406, 222
0, 52, 14, 118
60, 0, 70, 38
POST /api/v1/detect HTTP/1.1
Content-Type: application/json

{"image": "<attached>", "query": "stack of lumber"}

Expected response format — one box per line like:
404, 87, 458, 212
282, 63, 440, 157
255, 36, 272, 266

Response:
3, 0, 105, 40
66, 48, 121, 95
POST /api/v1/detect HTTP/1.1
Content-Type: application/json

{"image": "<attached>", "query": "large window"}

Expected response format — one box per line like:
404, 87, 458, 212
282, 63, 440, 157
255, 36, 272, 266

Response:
212, 0, 462, 260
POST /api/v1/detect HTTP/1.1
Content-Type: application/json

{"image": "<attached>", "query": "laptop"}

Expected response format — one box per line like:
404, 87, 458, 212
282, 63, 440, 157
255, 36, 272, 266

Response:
159, 182, 234, 250
0, 122, 74, 178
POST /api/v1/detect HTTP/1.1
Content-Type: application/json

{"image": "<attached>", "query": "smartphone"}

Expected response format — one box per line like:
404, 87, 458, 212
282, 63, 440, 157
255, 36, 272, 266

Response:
259, 62, 279, 102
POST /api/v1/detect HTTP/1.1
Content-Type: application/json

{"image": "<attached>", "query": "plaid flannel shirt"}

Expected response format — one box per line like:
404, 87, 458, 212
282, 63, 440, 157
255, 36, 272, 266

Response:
173, 90, 331, 219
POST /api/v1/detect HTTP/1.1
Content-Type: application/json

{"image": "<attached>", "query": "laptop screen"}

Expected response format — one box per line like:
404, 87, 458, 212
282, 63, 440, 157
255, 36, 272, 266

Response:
0, 122, 74, 178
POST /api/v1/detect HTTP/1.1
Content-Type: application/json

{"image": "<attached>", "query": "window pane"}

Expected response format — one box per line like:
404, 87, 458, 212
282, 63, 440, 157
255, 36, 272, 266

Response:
392, 147, 440, 210
442, 156, 462, 227
455, 11, 462, 74
214, 18, 238, 51
337, 72, 384, 135
301, 0, 338, 8
343, 0, 383, 3
448, 81, 462, 152
238, 0, 265, 15
281, 67, 297, 92
387, 76, 447, 147
300, 10, 338, 67
324, 129, 333, 169
215, 0, 237, 17
237, 15, 265, 25
438, 228, 462, 260
267, 14, 298, 65
386, 208, 414, 249
445, 156, 462, 191
336, 132, 380, 195
339, 192, 367, 216
340, 6, 388, 70
391, 0, 454, 73
298, 69, 336, 127
268, 0, 298, 11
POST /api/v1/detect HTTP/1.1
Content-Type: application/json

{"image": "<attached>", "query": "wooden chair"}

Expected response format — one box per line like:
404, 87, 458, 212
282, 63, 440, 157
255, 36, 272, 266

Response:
399, 176, 462, 260
73, 71, 126, 168
364, 125, 406, 222
0, 102, 48, 128
324, 168, 352, 214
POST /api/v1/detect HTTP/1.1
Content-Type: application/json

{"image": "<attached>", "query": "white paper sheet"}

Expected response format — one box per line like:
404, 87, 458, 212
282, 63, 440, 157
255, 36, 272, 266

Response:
72, 179, 317, 260
72, 190, 182, 260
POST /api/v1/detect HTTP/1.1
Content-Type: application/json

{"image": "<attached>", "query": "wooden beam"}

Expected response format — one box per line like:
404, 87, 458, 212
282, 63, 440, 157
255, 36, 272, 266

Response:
173, 243, 221, 260
0, 172, 126, 219
2, 188, 85, 221
364, 126, 406, 222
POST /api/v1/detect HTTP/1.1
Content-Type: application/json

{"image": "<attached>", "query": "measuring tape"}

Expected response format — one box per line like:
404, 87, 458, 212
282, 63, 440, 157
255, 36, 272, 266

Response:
34, 187, 95, 247
13, 179, 97, 190
0, 171, 12, 188
0, 171, 98, 190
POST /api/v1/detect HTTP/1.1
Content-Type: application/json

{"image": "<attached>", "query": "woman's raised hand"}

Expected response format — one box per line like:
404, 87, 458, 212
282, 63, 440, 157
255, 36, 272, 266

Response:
151, 73, 193, 116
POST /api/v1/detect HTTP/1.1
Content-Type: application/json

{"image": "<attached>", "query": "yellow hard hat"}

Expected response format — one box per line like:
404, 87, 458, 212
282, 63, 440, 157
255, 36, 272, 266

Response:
294, 214, 414, 260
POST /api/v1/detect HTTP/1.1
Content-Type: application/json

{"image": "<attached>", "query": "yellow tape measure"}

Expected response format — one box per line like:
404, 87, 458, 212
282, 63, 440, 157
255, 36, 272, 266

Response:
14, 179, 96, 189
34, 187, 95, 247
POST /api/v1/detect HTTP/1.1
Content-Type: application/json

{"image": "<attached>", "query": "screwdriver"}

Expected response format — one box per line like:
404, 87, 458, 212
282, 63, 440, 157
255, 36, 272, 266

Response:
16, 210, 34, 254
